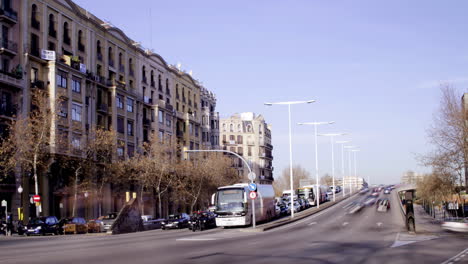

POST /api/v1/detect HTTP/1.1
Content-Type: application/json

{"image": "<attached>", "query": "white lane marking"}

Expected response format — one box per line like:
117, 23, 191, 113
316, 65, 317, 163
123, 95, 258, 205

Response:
342, 203, 353, 209
377, 222, 383, 227
342, 222, 349, 226
177, 238, 217, 241
391, 240, 418, 248
308, 222, 317, 226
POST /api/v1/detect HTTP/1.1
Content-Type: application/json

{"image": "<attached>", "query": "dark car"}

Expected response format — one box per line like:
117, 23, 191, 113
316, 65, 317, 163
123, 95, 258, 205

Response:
189, 211, 216, 231
161, 213, 190, 230
24, 216, 60, 236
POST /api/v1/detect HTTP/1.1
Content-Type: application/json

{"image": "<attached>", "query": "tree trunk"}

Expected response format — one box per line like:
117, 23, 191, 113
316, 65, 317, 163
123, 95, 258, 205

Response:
140, 185, 144, 215
158, 191, 162, 219
72, 169, 79, 216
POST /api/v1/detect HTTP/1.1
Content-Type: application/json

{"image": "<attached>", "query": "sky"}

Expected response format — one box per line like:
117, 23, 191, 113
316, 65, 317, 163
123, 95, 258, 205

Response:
74, 0, 468, 184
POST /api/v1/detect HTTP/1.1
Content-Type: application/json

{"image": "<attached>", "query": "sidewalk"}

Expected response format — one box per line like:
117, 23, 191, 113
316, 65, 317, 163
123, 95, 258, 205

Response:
414, 204, 444, 234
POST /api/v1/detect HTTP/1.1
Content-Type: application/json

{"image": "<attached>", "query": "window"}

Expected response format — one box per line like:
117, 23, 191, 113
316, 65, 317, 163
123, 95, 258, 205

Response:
127, 144, 135, 157
158, 74, 162, 90
159, 130, 164, 142
47, 41, 55, 51
30, 33, 39, 56
259, 124, 262, 134
78, 30, 85, 52
166, 117, 171, 128
189, 123, 193, 135
72, 134, 81, 150
127, 120, 133, 136
116, 95, 124, 109
129, 58, 134, 76
126, 98, 133, 112
222, 123, 226, 132
117, 146, 124, 157
31, 4, 40, 30
97, 40, 102, 61
195, 125, 199, 137
71, 103, 82, 122
56, 72, 67, 88
248, 146, 252, 156
151, 109, 155, 122
63, 22, 70, 45
71, 79, 81, 93
48, 14, 56, 38
222, 135, 226, 143
230, 124, 233, 132
247, 125, 252, 133
158, 110, 163, 123
59, 100, 68, 118
237, 124, 242, 132
117, 117, 124, 133
237, 135, 243, 144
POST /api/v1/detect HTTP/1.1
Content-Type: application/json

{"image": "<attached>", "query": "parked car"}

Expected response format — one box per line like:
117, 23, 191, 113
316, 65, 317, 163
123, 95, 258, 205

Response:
189, 211, 216, 231
288, 201, 300, 213
100, 212, 119, 232
24, 216, 61, 236
441, 218, 468, 233
142, 215, 163, 230
277, 202, 288, 216
87, 219, 104, 233
161, 213, 190, 230
297, 199, 306, 211
60, 217, 88, 234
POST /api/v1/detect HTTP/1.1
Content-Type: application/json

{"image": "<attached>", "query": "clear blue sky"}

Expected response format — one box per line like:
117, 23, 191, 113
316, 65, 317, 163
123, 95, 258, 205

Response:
75, 0, 468, 184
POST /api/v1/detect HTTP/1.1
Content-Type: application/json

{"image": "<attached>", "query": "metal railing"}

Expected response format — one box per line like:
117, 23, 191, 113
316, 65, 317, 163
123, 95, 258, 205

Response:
0, 7, 18, 22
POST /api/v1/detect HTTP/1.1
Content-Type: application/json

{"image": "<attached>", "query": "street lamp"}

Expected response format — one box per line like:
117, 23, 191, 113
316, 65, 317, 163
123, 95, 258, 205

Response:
318, 133, 347, 202
298, 121, 334, 208
344, 146, 356, 193
335, 140, 350, 197
17, 186, 23, 221
265, 100, 315, 218
351, 149, 361, 186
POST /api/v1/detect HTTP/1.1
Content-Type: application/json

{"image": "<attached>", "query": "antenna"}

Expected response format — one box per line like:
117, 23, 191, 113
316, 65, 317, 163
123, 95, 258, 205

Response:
149, 8, 153, 49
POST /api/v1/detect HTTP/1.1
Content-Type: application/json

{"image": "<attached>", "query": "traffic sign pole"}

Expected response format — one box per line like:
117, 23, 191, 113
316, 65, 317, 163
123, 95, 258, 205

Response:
248, 172, 257, 229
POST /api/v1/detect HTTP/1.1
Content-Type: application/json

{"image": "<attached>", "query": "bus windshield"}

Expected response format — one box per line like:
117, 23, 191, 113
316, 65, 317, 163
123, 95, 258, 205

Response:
216, 188, 245, 212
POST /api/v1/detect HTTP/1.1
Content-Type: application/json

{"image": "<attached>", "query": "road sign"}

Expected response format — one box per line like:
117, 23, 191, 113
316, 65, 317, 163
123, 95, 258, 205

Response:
248, 183, 257, 192
249, 191, 257, 200
1, 200, 6, 207
248, 172, 256, 181
33, 195, 41, 203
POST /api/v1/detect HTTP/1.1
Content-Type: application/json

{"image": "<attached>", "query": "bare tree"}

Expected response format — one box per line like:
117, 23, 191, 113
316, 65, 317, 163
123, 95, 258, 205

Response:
416, 172, 455, 204
320, 174, 333, 186
273, 165, 312, 196
177, 153, 238, 213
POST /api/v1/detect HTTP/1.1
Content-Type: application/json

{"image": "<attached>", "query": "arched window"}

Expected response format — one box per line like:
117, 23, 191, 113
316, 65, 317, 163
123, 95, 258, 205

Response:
129, 58, 133, 76
118, 53, 124, 72
108, 47, 114, 66
247, 125, 252, 133
63, 22, 70, 45
31, 4, 40, 29
259, 124, 262, 134
176, 84, 179, 98
48, 14, 56, 37
142, 66, 147, 82
237, 124, 242, 132
97, 41, 103, 62
158, 74, 162, 90
150, 70, 154, 86
230, 124, 234, 132
78, 30, 85, 52
222, 123, 226, 132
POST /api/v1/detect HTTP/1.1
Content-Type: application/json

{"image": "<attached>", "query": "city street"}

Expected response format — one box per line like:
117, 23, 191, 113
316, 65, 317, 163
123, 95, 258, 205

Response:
1, 192, 466, 264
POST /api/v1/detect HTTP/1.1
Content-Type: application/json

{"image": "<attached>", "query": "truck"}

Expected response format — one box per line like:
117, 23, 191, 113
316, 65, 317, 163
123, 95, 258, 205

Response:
212, 183, 276, 227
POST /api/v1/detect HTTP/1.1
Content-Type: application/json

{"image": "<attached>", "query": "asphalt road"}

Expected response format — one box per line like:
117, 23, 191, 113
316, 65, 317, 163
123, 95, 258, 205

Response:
0, 192, 466, 264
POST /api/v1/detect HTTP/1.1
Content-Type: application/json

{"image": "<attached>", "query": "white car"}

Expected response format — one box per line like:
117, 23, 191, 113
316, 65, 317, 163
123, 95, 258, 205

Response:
442, 219, 468, 233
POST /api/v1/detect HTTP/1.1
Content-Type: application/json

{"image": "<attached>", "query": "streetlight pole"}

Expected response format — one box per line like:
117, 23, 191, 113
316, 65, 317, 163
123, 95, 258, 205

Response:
344, 146, 356, 194
319, 133, 346, 202
298, 121, 334, 208
336, 141, 350, 197
184, 149, 257, 227
352, 149, 361, 187
17, 185, 23, 221
265, 100, 315, 218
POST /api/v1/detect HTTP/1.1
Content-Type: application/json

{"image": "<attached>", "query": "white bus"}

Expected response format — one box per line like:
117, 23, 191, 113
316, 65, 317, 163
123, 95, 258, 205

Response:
297, 185, 328, 206
212, 183, 276, 227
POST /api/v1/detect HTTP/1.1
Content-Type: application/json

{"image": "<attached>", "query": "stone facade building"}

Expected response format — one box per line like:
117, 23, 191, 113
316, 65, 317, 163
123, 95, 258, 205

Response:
0, 0, 219, 221
220, 112, 273, 184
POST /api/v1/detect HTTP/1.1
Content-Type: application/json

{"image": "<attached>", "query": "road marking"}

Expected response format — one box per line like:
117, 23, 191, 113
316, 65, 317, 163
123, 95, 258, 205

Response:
342, 203, 353, 209
308, 222, 317, 226
342, 222, 349, 226
177, 238, 217, 241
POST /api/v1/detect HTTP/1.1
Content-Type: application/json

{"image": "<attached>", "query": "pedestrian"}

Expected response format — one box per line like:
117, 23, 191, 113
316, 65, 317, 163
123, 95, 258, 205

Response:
6, 213, 13, 236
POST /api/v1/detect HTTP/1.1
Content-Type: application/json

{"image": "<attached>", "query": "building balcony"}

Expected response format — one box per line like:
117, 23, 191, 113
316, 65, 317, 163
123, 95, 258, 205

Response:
30, 80, 44, 90
116, 80, 126, 89
0, 69, 24, 89
97, 103, 108, 113
106, 79, 116, 87
0, 7, 17, 24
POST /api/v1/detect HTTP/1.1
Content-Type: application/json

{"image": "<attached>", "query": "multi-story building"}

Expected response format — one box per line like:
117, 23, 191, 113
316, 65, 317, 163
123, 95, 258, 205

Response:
0, 0, 219, 221
220, 112, 273, 184
401, 171, 424, 185
342, 176, 367, 190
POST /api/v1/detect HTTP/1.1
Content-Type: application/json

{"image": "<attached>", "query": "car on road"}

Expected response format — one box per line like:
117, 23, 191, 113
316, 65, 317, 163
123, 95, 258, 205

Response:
359, 188, 369, 195
376, 199, 390, 212
100, 212, 119, 232
384, 189, 391, 194
60, 217, 88, 234
364, 196, 377, 206
162, 213, 190, 230
142, 215, 163, 230
87, 219, 104, 233
348, 201, 364, 214
441, 218, 468, 233
189, 211, 216, 231
24, 216, 61, 236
